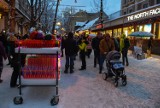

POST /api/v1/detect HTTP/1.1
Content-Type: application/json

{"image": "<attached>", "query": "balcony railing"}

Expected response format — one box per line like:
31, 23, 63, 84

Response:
107, 0, 160, 21
15, 0, 31, 20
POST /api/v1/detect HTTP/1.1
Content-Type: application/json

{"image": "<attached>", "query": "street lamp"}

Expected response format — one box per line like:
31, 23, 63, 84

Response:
52, 0, 61, 34
52, 0, 77, 34
100, 0, 103, 30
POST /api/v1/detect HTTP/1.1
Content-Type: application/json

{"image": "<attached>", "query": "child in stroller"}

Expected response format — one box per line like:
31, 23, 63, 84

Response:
102, 50, 127, 87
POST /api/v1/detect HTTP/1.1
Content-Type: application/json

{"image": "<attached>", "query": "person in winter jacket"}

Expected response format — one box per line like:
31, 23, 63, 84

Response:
91, 32, 103, 68
147, 36, 153, 57
78, 37, 87, 70
63, 32, 77, 74
111, 36, 120, 52
99, 33, 115, 74
120, 34, 130, 66
86, 36, 92, 58
0, 41, 7, 83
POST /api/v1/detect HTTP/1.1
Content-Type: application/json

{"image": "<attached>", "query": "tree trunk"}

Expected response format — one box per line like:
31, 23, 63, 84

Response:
10, 0, 16, 33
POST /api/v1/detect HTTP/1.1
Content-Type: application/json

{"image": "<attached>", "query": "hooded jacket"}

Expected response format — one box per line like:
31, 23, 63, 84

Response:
99, 38, 115, 55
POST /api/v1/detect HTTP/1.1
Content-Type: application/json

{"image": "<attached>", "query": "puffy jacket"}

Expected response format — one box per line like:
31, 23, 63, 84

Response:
64, 38, 77, 56
99, 38, 115, 55
79, 41, 87, 52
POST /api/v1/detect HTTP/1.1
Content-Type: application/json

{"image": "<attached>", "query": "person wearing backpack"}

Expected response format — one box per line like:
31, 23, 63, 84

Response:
120, 34, 130, 66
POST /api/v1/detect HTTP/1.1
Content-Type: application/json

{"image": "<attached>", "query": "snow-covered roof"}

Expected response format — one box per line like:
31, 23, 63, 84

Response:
75, 22, 86, 26
80, 18, 99, 31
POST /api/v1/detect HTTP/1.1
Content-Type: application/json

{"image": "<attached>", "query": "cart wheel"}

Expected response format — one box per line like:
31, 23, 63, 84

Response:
102, 73, 108, 80
122, 75, 127, 86
137, 55, 141, 60
114, 81, 118, 87
50, 96, 59, 106
122, 80, 127, 86
13, 96, 23, 105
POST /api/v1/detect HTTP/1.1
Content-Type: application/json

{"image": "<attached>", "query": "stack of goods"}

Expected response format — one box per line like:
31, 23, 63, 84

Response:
18, 39, 60, 48
17, 30, 60, 48
22, 55, 60, 79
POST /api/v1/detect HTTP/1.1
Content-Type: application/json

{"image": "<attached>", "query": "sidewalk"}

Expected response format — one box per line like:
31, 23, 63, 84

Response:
0, 53, 160, 108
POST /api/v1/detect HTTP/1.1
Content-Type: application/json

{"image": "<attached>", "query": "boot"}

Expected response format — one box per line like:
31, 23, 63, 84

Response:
64, 70, 68, 74
99, 66, 102, 74
64, 65, 69, 74
79, 66, 86, 70
70, 65, 74, 74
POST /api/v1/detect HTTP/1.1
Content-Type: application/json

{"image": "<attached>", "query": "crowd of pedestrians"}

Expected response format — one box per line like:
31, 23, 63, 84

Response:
0, 29, 132, 86
61, 31, 131, 75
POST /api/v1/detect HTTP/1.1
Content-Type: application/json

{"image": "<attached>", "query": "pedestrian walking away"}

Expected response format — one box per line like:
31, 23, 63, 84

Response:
91, 32, 103, 68
63, 32, 77, 74
120, 34, 130, 66
99, 33, 115, 74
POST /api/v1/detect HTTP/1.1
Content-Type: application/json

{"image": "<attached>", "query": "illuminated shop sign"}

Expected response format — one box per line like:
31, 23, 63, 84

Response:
127, 8, 160, 21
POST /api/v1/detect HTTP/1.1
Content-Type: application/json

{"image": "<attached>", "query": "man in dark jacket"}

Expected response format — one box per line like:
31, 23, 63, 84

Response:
0, 41, 7, 83
64, 32, 77, 74
91, 32, 102, 68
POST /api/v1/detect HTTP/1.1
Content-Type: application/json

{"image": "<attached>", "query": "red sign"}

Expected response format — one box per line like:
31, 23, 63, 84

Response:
96, 24, 104, 29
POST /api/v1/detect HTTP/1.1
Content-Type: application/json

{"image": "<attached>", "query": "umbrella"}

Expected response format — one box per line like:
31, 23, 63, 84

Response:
129, 31, 155, 37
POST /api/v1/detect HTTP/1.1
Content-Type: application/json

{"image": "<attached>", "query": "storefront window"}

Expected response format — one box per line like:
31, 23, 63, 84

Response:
144, 24, 151, 32
123, 27, 128, 36
123, 26, 134, 37
137, 24, 151, 32
117, 28, 122, 37
155, 22, 160, 39
113, 29, 117, 37
106, 30, 112, 36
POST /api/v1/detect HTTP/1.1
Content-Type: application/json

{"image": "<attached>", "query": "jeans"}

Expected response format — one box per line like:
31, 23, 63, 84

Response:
65, 55, 74, 70
99, 54, 106, 72
122, 48, 129, 65
80, 52, 86, 68
93, 50, 100, 67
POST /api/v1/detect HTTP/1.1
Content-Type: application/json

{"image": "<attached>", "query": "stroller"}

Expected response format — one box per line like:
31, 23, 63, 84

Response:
102, 50, 127, 87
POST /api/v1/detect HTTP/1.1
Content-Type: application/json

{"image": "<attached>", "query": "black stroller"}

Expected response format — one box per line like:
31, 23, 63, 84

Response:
102, 50, 127, 87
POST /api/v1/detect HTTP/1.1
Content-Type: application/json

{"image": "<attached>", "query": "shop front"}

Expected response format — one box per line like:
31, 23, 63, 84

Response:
124, 6, 160, 39
123, 5, 160, 55
91, 5, 160, 55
